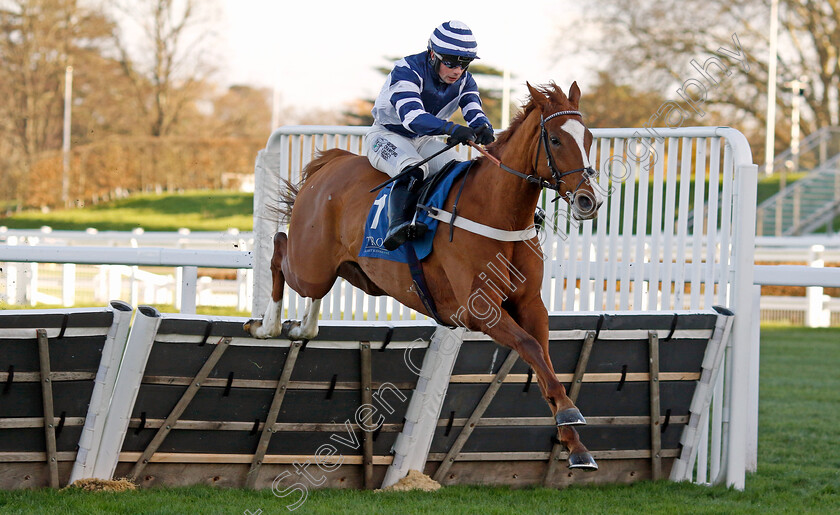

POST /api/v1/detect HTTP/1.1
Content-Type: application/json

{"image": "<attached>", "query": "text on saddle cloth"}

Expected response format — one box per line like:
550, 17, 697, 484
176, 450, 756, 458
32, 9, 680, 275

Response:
359, 161, 472, 263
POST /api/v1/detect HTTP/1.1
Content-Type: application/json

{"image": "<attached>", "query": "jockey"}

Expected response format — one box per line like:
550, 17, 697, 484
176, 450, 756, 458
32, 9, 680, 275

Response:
365, 20, 495, 251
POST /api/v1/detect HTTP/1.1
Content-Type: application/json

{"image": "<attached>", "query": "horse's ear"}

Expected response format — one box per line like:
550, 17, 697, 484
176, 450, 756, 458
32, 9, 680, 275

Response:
569, 81, 581, 107
526, 82, 549, 110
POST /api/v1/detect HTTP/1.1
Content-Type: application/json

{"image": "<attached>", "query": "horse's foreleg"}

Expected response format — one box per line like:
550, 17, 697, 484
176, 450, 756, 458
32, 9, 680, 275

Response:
245, 232, 288, 339
510, 300, 587, 425
480, 311, 596, 470
509, 299, 597, 470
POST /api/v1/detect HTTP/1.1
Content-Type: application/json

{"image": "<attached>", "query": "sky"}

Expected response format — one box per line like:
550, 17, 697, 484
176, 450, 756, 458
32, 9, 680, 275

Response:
217, 0, 593, 113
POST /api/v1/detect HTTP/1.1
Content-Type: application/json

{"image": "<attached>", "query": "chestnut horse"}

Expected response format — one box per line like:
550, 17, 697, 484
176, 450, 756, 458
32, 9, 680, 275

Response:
246, 82, 604, 470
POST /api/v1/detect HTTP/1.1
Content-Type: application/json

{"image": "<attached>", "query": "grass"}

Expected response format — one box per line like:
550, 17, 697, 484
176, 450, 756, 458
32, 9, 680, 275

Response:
0, 190, 253, 232
0, 327, 838, 514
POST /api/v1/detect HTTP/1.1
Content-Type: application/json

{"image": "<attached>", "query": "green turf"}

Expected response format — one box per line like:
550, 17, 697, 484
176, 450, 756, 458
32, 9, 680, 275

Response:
0, 327, 837, 514
0, 191, 254, 232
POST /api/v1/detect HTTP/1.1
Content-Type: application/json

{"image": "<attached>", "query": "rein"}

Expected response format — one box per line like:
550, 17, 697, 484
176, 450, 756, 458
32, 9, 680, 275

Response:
469, 109, 596, 202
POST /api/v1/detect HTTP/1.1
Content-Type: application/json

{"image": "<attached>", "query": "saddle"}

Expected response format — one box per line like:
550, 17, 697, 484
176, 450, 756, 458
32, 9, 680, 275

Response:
359, 161, 472, 263
416, 160, 464, 206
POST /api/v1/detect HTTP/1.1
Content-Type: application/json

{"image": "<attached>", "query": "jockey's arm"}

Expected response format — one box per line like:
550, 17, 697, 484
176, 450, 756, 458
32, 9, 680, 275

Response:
458, 74, 493, 132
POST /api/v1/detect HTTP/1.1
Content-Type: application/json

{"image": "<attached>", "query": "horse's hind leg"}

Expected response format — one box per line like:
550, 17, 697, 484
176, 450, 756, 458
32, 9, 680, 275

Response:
246, 231, 331, 340
284, 298, 322, 340
245, 232, 289, 339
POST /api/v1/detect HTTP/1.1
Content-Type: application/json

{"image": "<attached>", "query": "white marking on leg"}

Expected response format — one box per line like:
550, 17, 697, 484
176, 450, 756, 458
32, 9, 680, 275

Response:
288, 298, 321, 340
251, 297, 284, 339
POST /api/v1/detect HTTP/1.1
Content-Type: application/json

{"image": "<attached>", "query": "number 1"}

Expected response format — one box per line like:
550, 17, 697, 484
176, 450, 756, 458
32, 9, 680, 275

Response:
370, 194, 388, 230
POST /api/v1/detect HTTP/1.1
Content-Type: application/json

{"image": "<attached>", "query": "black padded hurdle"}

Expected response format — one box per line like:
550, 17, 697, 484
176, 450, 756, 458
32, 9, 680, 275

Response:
0, 304, 733, 491
423, 309, 733, 487
100, 308, 437, 489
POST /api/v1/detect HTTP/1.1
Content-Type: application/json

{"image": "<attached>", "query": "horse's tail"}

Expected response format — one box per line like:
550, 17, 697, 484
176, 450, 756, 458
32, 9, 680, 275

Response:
273, 148, 352, 223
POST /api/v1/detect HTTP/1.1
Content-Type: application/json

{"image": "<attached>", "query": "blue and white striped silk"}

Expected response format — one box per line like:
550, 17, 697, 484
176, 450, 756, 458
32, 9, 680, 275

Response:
371, 52, 491, 139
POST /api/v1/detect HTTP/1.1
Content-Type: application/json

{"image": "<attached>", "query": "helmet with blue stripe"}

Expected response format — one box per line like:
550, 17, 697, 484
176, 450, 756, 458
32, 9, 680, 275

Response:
428, 21, 479, 74
428, 20, 479, 59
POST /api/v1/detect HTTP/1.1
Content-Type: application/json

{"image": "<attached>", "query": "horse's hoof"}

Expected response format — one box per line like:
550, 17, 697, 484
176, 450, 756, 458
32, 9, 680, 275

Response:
555, 407, 586, 426
244, 318, 264, 338
281, 320, 301, 340
568, 452, 598, 470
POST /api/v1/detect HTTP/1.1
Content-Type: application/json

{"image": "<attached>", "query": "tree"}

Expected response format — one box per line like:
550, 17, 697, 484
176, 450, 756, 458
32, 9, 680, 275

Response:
577, 71, 674, 129
568, 0, 840, 159
111, 0, 219, 137
211, 84, 272, 138
0, 0, 116, 207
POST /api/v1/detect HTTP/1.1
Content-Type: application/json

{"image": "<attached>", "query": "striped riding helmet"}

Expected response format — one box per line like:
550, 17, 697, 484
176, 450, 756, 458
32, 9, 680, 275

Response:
428, 20, 479, 60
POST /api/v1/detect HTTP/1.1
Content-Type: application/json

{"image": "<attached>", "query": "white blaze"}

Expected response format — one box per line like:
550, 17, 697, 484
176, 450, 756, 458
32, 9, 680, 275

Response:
560, 119, 591, 168
559, 118, 603, 216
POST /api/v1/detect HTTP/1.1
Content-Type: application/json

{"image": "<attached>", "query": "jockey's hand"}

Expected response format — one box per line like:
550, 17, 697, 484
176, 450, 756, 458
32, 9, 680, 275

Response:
475, 124, 495, 145
447, 125, 476, 146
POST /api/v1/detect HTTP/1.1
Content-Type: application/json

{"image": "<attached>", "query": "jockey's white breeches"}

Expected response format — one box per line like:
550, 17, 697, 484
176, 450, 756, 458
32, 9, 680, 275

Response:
364, 125, 460, 179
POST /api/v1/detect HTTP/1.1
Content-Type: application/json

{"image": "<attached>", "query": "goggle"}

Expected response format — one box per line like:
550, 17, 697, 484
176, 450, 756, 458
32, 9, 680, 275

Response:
435, 52, 473, 69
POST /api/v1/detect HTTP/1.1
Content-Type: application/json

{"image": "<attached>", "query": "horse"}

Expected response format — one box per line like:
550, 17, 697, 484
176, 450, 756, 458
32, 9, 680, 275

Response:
245, 81, 605, 470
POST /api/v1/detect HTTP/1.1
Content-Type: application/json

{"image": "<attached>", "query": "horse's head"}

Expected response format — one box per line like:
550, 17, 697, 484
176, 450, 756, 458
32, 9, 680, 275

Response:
525, 82, 604, 220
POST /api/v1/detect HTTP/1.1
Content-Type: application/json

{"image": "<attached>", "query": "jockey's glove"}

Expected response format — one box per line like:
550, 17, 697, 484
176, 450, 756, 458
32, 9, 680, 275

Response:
447, 125, 476, 146
475, 124, 495, 145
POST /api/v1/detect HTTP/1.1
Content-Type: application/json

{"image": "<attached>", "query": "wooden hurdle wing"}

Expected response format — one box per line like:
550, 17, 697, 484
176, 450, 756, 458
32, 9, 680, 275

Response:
0, 302, 133, 489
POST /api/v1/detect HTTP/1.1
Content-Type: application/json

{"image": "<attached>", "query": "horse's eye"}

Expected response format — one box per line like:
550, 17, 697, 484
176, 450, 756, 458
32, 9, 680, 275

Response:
550, 136, 561, 146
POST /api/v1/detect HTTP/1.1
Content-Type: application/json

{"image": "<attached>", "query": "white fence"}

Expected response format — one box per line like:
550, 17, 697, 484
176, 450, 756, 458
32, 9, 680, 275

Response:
0, 237, 253, 314
4, 229, 839, 325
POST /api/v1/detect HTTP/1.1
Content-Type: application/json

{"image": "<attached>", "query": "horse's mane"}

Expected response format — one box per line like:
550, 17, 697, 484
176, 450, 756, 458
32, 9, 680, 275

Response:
488, 82, 575, 154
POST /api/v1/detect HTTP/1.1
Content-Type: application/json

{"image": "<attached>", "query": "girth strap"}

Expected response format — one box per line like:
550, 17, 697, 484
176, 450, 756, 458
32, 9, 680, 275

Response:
405, 243, 451, 327
419, 205, 538, 242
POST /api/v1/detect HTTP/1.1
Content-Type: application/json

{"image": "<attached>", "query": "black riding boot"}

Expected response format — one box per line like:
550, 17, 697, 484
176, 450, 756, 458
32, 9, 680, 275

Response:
383, 176, 427, 251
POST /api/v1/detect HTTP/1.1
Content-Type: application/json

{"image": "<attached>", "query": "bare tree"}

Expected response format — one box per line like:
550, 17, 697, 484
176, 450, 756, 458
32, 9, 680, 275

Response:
567, 0, 840, 155
212, 84, 272, 138
579, 71, 673, 129
111, 0, 219, 137
0, 0, 115, 207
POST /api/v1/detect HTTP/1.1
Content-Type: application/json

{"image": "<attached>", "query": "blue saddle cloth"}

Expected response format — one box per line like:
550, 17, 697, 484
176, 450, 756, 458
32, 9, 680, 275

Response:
359, 161, 471, 263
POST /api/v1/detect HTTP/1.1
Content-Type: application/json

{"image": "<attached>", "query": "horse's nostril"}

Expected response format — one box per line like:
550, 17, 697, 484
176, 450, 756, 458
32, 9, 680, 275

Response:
577, 196, 593, 212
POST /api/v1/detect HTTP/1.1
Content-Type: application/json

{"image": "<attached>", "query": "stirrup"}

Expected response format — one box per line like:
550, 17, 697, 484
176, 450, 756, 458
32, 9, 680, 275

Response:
383, 220, 427, 251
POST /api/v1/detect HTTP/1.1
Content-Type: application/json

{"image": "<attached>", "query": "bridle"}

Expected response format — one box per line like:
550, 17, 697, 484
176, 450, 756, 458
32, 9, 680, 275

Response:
535, 110, 597, 199
470, 109, 597, 203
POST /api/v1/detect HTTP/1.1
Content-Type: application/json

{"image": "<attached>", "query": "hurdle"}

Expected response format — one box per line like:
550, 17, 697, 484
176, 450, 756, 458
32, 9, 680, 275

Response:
0, 302, 734, 491
0, 301, 132, 489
